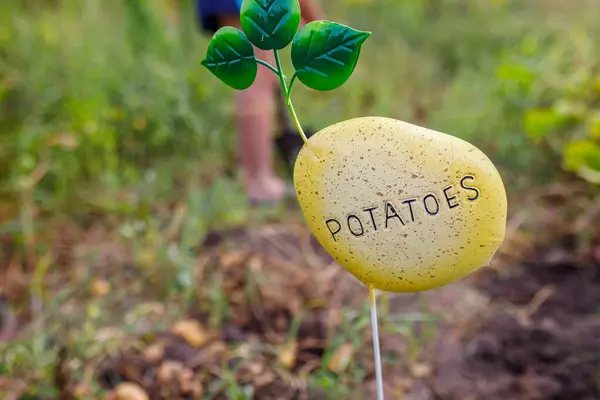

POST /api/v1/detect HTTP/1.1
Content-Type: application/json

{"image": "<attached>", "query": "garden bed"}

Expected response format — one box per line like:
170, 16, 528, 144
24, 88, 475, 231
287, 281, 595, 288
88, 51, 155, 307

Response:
93, 218, 600, 399
429, 235, 600, 400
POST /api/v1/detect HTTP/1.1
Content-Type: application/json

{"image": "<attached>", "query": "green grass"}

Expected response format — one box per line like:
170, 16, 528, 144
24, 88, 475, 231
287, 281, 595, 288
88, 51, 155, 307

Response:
1, 0, 600, 398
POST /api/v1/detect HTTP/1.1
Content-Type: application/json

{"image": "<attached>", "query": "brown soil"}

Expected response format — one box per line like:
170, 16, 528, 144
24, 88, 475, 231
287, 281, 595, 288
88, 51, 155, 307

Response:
89, 220, 600, 399
96, 224, 375, 400
428, 240, 600, 400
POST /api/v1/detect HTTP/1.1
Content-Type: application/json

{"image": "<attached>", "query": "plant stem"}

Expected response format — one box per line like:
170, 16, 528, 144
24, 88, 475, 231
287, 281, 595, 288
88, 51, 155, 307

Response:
286, 72, 297, 105
256, 58, 280, 76
273, 50, 308, 145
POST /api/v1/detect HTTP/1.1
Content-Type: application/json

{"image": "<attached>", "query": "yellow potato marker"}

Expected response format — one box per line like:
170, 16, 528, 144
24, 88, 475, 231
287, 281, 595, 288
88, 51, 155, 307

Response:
202, 2, 507, 398
294, 116, 507, 293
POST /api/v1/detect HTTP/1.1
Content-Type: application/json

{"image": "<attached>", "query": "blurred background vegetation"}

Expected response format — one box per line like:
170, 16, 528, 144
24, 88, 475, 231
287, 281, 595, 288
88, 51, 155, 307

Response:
1, 0, 600, 399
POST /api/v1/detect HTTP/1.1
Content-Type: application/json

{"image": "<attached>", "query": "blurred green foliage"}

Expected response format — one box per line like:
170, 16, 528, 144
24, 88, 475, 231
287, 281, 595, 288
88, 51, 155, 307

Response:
294, 0, 600, 190
1, 0, 599, 237
496, 28, 600, 184
1, 0, 600, 396
0, 0, 238, 221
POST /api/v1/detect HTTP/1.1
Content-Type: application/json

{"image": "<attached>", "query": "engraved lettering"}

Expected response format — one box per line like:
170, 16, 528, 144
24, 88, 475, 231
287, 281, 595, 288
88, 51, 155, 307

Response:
323, 175, 481, 239
443, 185, 460, 209
460, 175, 480, 201
347, 215, 365, 236
325, 218, 342, 241
385, 202, 405, 227
423, 194, 440, 215
402, 198, 417, 222
363, 206, 378, 230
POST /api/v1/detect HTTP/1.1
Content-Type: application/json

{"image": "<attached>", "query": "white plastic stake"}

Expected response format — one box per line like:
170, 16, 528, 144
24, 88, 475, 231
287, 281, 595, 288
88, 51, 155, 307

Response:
369, 285, 384, 400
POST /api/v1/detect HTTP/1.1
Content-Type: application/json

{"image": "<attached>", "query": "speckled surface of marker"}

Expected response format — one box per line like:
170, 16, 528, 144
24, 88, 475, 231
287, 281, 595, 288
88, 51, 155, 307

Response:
293, 116, 508, 293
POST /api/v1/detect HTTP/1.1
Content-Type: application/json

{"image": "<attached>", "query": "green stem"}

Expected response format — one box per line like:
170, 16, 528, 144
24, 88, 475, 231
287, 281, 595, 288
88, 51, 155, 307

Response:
286, 72, 298, 105
256, 58, 279, 76
273, 50, 308, 145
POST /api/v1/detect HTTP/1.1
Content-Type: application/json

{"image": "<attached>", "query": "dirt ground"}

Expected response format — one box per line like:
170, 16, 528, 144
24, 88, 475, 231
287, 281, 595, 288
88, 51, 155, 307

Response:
4, 187, 600, 399
93, 214, 600, 400
428, 243, 600, 400
96, 224, 372, 400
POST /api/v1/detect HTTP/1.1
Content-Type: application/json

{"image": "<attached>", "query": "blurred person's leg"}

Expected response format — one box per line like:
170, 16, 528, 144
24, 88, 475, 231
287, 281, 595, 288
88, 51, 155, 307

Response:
197, 0, 324, 204
218, 15, 287, 204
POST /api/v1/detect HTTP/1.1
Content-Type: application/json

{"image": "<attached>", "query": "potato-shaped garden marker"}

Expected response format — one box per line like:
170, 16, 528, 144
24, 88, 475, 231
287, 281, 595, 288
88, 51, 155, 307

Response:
293, 117, 507, 292
201, 3, 507, 397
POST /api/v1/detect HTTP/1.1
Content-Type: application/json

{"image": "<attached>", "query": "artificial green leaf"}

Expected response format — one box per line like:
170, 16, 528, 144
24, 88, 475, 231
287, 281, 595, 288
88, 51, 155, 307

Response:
291, 21, 371, 91
240, 0, 300, 50
201, 27, 257, 90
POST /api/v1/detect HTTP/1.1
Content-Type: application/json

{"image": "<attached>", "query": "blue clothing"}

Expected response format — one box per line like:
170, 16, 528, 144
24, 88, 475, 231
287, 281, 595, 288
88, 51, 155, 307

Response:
196, 0, 242, 33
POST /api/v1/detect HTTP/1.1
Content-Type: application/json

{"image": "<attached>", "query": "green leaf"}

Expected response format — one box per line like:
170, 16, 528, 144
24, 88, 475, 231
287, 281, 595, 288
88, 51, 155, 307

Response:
240, 0, 300, 50
201, 27, 257, 90
552, 99, 587, 121
587, 112, 600, 139
291, 21, 371, 91
564, 140, 600, 173
522, 108, 567, 142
